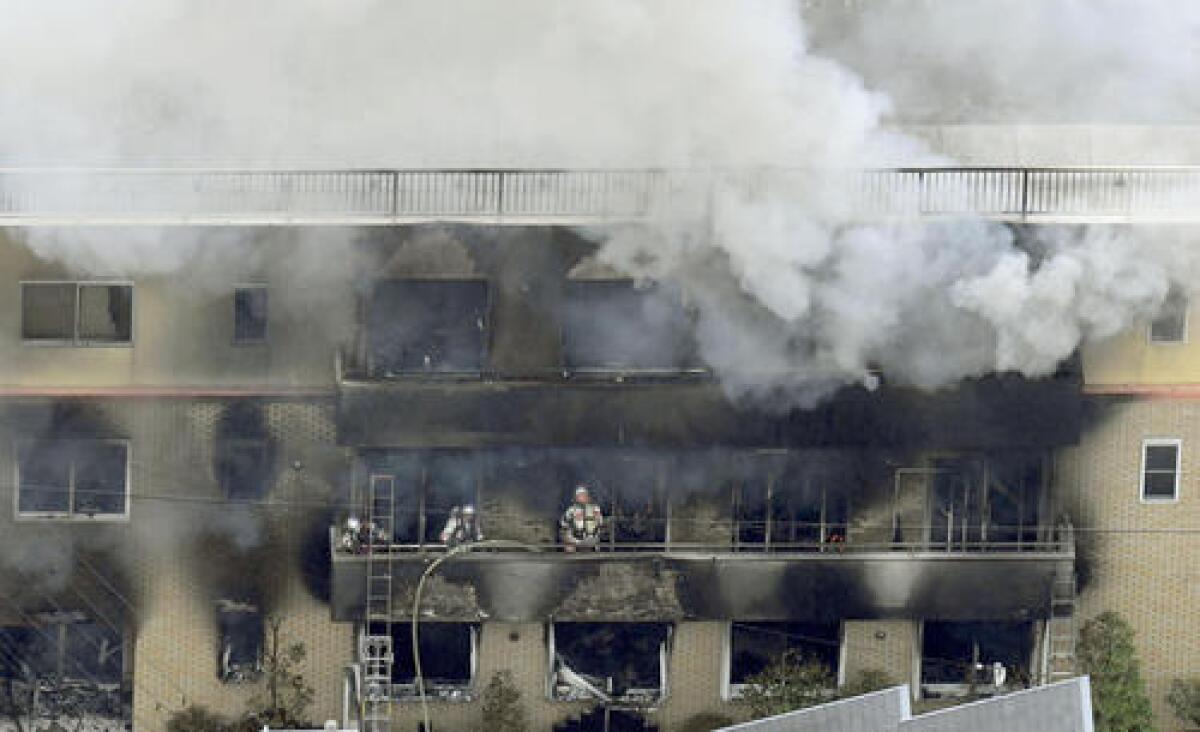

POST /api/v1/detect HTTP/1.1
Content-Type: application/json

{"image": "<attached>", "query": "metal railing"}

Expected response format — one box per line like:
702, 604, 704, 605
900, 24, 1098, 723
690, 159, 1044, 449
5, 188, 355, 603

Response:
331, 519, 1074, 556
5, 166, 1200, 223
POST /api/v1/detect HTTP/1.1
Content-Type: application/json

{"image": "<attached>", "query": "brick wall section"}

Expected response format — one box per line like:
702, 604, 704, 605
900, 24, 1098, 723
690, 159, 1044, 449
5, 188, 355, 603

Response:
1057, 398, 1200, 732
842, 620, 917, 691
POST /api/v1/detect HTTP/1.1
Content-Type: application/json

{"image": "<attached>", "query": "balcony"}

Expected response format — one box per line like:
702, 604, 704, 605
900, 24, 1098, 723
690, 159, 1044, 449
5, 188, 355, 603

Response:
3, 167, 1200, 225
328, 522, 1075, 623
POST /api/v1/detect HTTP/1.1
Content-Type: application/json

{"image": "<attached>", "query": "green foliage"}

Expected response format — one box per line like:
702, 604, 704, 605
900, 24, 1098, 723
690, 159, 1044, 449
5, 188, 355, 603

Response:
166, 705, 228, 732
245, 616, 316, 730
1167, 678, 1200, 728
478, 670, 526, 732
676, 711, 735, 732
841, 669, 894, 698
738, 649, 835, 719
1077, 611, 1156, 732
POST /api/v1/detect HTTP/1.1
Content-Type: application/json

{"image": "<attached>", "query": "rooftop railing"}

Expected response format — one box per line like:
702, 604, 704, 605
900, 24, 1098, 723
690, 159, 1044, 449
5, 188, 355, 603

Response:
3, 167, 1200, 224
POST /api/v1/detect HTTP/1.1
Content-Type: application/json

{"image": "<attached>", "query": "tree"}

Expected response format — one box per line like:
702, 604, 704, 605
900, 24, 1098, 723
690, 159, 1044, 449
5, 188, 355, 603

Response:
478, 670, 526, 732
243, 616, 315, 730
738, 649, 835, 719
1167, 678, 1200, 728
840, 669, 893, 698
1077, 611, 1155, 732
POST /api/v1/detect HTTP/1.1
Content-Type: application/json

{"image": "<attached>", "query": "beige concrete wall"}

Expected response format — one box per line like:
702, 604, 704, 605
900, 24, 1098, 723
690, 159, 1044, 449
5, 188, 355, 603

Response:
842, 620, 917, 692
0, 229, 352, 389
1084, 301, 1200, 388
1058, 398, 1200, 732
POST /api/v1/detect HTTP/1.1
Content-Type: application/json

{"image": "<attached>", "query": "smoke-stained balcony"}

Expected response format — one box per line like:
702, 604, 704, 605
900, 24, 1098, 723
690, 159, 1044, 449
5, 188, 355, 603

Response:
5, 167, 1200, 225
328, 448, 1076, 622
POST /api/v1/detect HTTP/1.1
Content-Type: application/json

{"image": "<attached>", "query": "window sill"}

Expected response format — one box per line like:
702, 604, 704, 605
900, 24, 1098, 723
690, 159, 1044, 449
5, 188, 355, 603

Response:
21, 339, 134, 348
15, 512, 130, 523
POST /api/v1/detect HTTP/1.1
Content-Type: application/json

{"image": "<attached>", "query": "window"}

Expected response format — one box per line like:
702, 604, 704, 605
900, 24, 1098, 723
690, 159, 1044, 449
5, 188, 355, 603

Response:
725, 622, 841, 699
16, 440, 129, 518
920, 621, 1031, 697
549, 623, 671, 704
562, 280, 699, 372
390, 622, 477, 699
21, 282, 133, 344
234, 286, 268, 344
0, 614, 123, 686
367, 280, 488, 374
217, 600, 263, 683
1149, 289, 1188, 343
1141, 439, 1181, 502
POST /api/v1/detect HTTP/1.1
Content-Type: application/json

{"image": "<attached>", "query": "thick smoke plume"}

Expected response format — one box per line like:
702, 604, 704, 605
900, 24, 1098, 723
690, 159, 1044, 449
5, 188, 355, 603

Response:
0, 0, 1197, 409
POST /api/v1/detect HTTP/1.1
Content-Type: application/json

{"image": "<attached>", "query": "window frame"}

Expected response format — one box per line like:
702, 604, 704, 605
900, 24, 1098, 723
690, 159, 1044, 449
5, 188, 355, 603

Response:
20, 280, 135, 347
1140, 438, 1182, 504
1148, 291, 1189, 344
366, 277, 491, 376
232, 283, 269, 345
389, 621, 479, 701
721, 621, 844, 700
546, 621, 673, 704
14, 438, 132, 521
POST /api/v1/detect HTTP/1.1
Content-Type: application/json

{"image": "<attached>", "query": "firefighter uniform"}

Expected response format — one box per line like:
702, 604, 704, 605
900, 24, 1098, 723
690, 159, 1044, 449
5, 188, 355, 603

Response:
561, 487, 603, 551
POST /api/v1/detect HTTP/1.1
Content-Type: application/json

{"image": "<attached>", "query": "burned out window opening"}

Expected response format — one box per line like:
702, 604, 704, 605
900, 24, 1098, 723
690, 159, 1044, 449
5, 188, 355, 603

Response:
1141, 438, 1181, 502
423, 452, 481, 545
724, 622, 842, 699
0, 613, 124, 687
562, 279, 701, 373
21, 282, 133, 345
366, 279, 488, 375
217, 600, 263, 683
920, 621, 1033, 698
565, 452, 667, 548
215, 438, 271, 501
233, 285, 269, 344
1149, 288, 1188, 343
985, 453, 1047, 547
351, 452, 483, 548
16, 440, 130, 519
389, 622, 477, 700
730, 453, 850, 551
549, 623, 671, 705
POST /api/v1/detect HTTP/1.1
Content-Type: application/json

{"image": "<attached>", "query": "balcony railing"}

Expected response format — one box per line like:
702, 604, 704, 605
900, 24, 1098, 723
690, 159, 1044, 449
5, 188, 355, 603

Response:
332, 518, 1075, 556
4, 167, 1200, 224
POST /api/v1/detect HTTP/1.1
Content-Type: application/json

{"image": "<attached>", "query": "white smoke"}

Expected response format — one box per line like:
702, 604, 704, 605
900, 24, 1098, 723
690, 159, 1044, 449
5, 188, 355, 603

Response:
0, 0, 1196, 409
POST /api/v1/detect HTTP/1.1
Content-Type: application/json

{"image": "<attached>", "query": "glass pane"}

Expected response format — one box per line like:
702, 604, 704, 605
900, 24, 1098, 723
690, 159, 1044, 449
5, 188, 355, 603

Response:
73, 442, 128, 515
367, 280, 487, 373
78, 285, 132, 342
1144, 471, 1177, 499
18, 442, 72, 513
22, 283, 76, 340
234, 287, 268, 342
563, 280, 695, 370
1144, 444, 1178, 472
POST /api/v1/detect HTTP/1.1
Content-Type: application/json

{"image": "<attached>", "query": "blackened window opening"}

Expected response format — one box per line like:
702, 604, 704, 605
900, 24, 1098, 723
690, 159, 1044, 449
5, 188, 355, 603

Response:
0, 617, 122, 686
234, 286, 269, 343
562, 280, 698, 371
17, 440, 128, 517
552, 623, 670, 701
729, 622, 841, 685
217, 601, 263, 683
390, 622, 475, 687
921, 621, 1032, 689
368, 280, 487, 374
1150, 288, 1188, 343
216, 439, 271, 500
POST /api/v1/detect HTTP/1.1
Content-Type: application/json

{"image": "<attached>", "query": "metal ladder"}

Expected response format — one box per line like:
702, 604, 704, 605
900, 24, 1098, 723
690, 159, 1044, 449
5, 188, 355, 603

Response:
361, 474, 396, 732
1047, 571, 1077, 682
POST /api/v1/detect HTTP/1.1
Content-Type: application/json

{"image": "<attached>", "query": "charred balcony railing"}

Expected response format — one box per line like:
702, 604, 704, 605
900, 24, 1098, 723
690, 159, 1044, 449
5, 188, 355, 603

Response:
5, 167, 1200, 224
331, 519, 1074, 556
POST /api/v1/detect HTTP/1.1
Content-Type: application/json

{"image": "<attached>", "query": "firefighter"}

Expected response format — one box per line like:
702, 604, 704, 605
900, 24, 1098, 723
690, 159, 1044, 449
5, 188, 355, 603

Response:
439, 504, 483, 546
560, 485, 603, 552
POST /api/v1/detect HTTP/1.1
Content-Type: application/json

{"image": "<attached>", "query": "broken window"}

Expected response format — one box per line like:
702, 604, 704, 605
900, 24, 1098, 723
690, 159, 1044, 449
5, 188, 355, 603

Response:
562, 280, 697, 371
216, 438, 271, 500
234, 285, 269, 343
217, 600, 263, 683
550, 623, 671, 705
17, 440, 129, 518
771, 458, 852, 548
727, 622, 841, 696
1141, 439, 1181, 502
367, 279, 488, 374
564, 452, 666, 546
928, 459, 984, 548
986, 453, 1045, 546
22, 282, 133, 344
0, 615, 122, 686
423, 452, 480, 544
1150, 289, 1188, 343
390, 622, 477, 699
921, 621, 1032, 696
